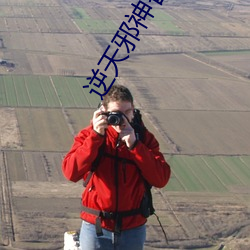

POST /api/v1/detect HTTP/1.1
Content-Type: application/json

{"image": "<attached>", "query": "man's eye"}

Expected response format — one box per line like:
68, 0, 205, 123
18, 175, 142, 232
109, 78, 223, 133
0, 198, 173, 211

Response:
125, 110, 132, 115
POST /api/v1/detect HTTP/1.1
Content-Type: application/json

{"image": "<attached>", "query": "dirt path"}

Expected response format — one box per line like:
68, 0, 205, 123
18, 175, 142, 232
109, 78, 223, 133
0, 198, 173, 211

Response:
0, 108, 21, 150
0, 152, 15, 247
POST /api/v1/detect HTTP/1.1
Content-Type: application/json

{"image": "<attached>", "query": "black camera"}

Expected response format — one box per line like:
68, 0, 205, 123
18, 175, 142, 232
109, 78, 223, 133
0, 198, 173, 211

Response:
102, 111, 124, 126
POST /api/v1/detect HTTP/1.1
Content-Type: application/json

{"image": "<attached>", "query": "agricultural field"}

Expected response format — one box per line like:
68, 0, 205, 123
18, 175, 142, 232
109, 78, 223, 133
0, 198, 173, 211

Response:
2, 32, 101, 75
0, 75, 100, 108
2, 0, 250, 76
167, 8, 250, 36
148, 109, 250, 155
166, 155, 250, 192
1, 0, 250, 250
203, 50, 250, 74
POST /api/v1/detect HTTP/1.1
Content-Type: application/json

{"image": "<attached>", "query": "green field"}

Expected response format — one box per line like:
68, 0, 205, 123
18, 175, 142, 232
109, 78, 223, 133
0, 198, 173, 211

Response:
202, 50, 250, 56
152, 20, 184, 33
71, 6, 183, 33
75, 19, 117, 33
149, 9, 184, 33
150, 9, 174, 21
71, 7, 90, 19
70, 6, 117, 33
0, 75, 101, 108
165, 155, 250, 192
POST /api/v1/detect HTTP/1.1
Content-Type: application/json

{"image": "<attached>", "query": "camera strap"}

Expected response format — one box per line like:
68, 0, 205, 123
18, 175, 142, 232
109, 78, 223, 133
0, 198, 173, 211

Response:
83, 139, 106, 187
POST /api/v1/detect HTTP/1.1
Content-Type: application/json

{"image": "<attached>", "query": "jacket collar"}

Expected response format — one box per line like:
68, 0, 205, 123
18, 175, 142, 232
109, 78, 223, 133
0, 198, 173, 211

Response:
106, 126, 119, 139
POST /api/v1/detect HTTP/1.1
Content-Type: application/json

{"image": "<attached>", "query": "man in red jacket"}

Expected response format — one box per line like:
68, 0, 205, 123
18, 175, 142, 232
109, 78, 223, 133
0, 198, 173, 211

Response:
62, 84, 171, 250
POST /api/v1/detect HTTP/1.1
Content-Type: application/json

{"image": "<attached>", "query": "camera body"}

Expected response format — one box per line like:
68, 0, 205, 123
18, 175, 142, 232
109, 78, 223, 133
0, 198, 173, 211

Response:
102, 111, 124, 126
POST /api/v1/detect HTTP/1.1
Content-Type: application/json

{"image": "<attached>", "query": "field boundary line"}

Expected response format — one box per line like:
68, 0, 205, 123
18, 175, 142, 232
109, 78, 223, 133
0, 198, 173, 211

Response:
12, 76, 18, 106
200, 156, 228, 191
1, 76, 8, 106
23, 75, 32, 107
49, 76, 62, 107
239, 156, 250, 171
62, 108, 75, 136
37, 76, 49, 107
184, 52, 250, 82
49, 76, 75, 135
75, 77, 91, 107
159, 190, 190, 239
169, 165, 187, 192
0, 151, 15, 245
71, 19, 82, 33
20, 151, 28, 181
2, 148, 249, 157
220, 157, 245, 185
3, 76, 16, 106
143, 111, 180, 154
149, 108, 250, 113
184, 158, 208, 192
63, 77, 78, 107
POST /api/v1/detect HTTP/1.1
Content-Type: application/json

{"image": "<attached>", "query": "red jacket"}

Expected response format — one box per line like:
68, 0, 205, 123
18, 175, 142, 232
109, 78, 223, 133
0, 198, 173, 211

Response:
62, 124, 171, 231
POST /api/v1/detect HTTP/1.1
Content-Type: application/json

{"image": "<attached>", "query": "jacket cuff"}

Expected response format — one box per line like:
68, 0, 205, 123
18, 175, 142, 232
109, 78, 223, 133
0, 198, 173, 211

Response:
93, 129, 105, 137
128, 139, 138, 150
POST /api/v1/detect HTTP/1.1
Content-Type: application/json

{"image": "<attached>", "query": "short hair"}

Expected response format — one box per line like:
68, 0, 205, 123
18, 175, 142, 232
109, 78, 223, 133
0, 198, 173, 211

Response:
102, 84, 134, 108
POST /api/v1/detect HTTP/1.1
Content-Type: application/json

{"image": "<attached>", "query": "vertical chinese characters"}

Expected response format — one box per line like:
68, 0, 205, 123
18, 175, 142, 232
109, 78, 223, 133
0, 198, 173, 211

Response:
83, 0, 165, 100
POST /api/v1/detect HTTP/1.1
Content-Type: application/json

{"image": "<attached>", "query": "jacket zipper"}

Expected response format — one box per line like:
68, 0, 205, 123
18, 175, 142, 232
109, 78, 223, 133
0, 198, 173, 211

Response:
114, 138, 121, 235
122, 159, 127, 183
114, 145, 119, 211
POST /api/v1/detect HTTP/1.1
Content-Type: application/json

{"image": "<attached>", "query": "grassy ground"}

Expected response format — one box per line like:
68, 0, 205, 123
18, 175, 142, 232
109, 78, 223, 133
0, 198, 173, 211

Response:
0, 75, 100, 108
166, 155, 250, 193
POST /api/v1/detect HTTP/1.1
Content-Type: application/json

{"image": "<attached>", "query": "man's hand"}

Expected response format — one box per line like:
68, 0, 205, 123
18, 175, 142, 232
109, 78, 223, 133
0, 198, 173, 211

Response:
119, 116, 137, 149
92, 108, 108, 136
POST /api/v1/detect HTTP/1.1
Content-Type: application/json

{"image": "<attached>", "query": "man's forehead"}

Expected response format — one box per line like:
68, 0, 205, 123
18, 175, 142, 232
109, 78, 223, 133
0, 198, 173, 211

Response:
107, 101, 133, 111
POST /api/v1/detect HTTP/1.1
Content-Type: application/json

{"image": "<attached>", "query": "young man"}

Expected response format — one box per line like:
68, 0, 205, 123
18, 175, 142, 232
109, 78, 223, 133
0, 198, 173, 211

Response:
62, 84, 171, 250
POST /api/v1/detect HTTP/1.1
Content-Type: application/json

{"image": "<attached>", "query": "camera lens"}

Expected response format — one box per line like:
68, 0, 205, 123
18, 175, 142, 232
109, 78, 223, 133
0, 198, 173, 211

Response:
108, 114, 121, 125
106, 112, 124, 126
